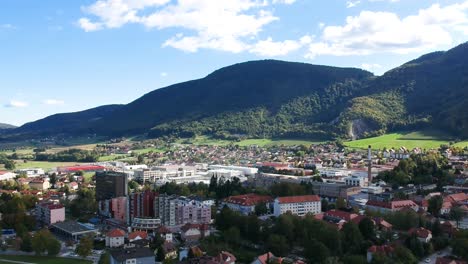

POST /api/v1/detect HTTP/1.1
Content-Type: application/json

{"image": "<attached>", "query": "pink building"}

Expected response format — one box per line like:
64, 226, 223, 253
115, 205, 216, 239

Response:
176, 198, 211, 225
99, 197, 128, 224
36, 202, 65, 225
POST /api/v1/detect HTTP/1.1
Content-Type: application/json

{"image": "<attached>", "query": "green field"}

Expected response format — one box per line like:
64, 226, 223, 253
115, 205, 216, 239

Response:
13, 161, 85, 170
345, 131, 468, 150
0, 255, 92, 264
177, 136, 325, 147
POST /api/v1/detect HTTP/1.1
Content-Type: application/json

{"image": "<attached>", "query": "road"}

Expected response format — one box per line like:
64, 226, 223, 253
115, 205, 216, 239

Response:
419, 247, 451, 264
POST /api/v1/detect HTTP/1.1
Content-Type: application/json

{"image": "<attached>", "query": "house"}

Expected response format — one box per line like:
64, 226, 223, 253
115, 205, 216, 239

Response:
374, 217, 393, 231
367, 245, 394, 263
251, 252, 282, 264
106, 228, 126, 248
223, 194, 273, 215
273, 195, 321, 217
162, 241, 178, 260
180, 223, 210, 242
409, 227, 432, 243
157, 225, 173, 242
435, 257, 467, 264
67, 181, 79, 191
128, 231, 148, 242
29, 178, 50, 191
213, 251, 236, 264
366, 200, 419, 213
110, 247, 154, 264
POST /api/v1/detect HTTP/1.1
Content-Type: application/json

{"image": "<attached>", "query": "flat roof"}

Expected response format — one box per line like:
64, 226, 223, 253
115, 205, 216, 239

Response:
52, 221, 97, 235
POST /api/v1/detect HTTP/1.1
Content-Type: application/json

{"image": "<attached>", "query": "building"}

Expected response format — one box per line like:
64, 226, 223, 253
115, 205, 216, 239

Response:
176, 197, 212, 225
154, 194, 178, 226
366, 200, 419, 213
208, 165, 258, 176
95, 171, 128, 201
29, 178, 50, 191
129, 190, 157, 221
223, 194, 273, 215
131, 217, 161, 232
180, 223, 210, 242
135, 165, 197, 183
51, 221, 98, 241
99, 197, 128, 223
0, 171, 16, 181
110, 247, 154, 264
273, 195, 321, 217
106, 228, 126, 248
367, 245, 394, 263
409, 227, 432, 243
16, 168, 44, 177
36, 202, 65, 225
435, 257, 467, 264
311, 182, 361, 200
344, 176, 368, 187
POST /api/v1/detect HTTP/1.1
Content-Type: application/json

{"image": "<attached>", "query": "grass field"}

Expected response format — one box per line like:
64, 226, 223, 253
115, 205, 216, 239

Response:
178, 136, 325, 147
0, 255, 92, 264
345, 130, 468, 150
13, 161, 85, 170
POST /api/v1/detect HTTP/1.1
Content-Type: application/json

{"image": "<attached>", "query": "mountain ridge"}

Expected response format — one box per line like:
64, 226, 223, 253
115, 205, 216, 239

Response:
5, 43, 468, 140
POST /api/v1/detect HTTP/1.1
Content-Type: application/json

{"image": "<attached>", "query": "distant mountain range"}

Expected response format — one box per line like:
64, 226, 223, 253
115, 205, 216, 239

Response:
4, 42, 468, 141
0, 123, 16, 130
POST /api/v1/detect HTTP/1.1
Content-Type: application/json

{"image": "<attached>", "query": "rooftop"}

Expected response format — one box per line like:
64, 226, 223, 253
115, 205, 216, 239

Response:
277, 195, 321, 204
110, 247, 154, 262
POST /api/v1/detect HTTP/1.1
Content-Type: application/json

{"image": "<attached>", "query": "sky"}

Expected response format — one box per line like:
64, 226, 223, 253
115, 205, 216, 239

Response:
1, 0, 467, 126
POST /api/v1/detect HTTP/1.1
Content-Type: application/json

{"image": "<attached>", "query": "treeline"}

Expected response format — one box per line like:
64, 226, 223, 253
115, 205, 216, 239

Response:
0, 154, 15, 170
376, 153, 453, 188
35, 149, 99, 162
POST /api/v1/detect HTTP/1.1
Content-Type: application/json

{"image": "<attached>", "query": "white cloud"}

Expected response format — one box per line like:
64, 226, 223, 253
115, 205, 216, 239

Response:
346, 1, 361, 8
78, 0, 303, 56
306, 1, 468, 59
5, 100, 28, 108
160, 72, 168, 77
43, 99, 65, 105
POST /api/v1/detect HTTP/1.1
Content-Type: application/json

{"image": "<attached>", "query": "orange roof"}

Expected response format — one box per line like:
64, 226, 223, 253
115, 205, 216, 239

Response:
128, 231, 147, 240
107, 228, 125, 238
368, 245, 394, 254
325, 209, 359, 222
447, 193, 468, 203
224, 194, 273, 206
436, 257, 467, 264
277, 195, 320, 204
409, 227, 432, 238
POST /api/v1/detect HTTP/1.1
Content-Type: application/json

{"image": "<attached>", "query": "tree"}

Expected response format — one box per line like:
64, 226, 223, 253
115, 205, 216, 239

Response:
359, 217, 375, 240
255, 203, 268, 216
393, 245, 418, 264
304, 239, 330, 264
157, 245, 166, 262
342, 255, 367, 264
98, 251, 111, 264
336, 197, 347, 209
450, 207, 466, 228
224, 226, 240, 245
32, 229, 49, 255
47, 238, 61, 256
20, 233, 33, 252
76, 235, 93, 258
137, 155, 144, 164
428, 195, 443, 216
342, 222, 364, 254
266, 234, 289, 257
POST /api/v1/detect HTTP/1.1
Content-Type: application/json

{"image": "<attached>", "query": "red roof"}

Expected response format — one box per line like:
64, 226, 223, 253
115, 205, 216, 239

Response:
325, 209, 358, 222
409, 227, 432, 238
368, 245, 394, 254
58, 165, 105, 172
366, 200, 417, 209
436, 257, 467, 264
107, 228, 126, 238
447, 193, 468, 204
277, 195, 320, 204
225, 194, 273, 206
128, 231, 148, 240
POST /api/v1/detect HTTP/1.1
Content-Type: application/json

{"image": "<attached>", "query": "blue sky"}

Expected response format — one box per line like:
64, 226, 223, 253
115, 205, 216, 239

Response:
1, 0, 467, 126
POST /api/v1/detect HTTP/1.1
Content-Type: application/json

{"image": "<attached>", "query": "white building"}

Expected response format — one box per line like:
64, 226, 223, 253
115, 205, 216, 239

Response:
208, 165, 258, 176
135, 166, 197, 183
105, 228, 125, 248
0, 171, 16, 181
16, 168, 45, 177
273, 195, 321, 217
318, 168, 349, 178
344, 176, 368, 187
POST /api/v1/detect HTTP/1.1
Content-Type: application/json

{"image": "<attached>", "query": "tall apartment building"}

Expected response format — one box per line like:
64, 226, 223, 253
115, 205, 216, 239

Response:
154, 194, 211, 226
273, 195, 321, 217
36, 202, 65, 225
95, 171, 128, 201
128, 190, 158, 220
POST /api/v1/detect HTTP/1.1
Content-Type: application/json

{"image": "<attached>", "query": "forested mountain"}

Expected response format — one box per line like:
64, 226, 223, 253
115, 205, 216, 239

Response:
7, 42, 468, 140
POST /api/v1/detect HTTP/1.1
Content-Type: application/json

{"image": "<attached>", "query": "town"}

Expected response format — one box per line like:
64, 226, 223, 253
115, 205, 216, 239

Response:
0, 140, 467, 264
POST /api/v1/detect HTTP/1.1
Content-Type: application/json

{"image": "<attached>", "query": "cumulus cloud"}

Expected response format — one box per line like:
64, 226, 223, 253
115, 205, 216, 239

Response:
250, 35, 312, 56
5, 100, 28, 108
306, 1, 468, 59
43, 99, 65, 105
78, 0, 302, 56
346, 1, 361, 8
361, 63, 382, 72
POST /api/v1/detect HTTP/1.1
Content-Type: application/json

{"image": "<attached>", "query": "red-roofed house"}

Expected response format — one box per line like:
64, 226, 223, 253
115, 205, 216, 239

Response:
181, 223, 210, 242
0, 171, 16, 181
367, 245, 394, 263
409, 227, 432, 243
213, 251, 236, 264
223, 194, 273, 215
324, 210, 359, 222
436, 257, 467, 264
252, 252, 283, 264
128, 231, 148, 242
446, 193, 468, 205
105, 228, 126, 248
366, 200, 419, 213
274, 195, 321, 217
